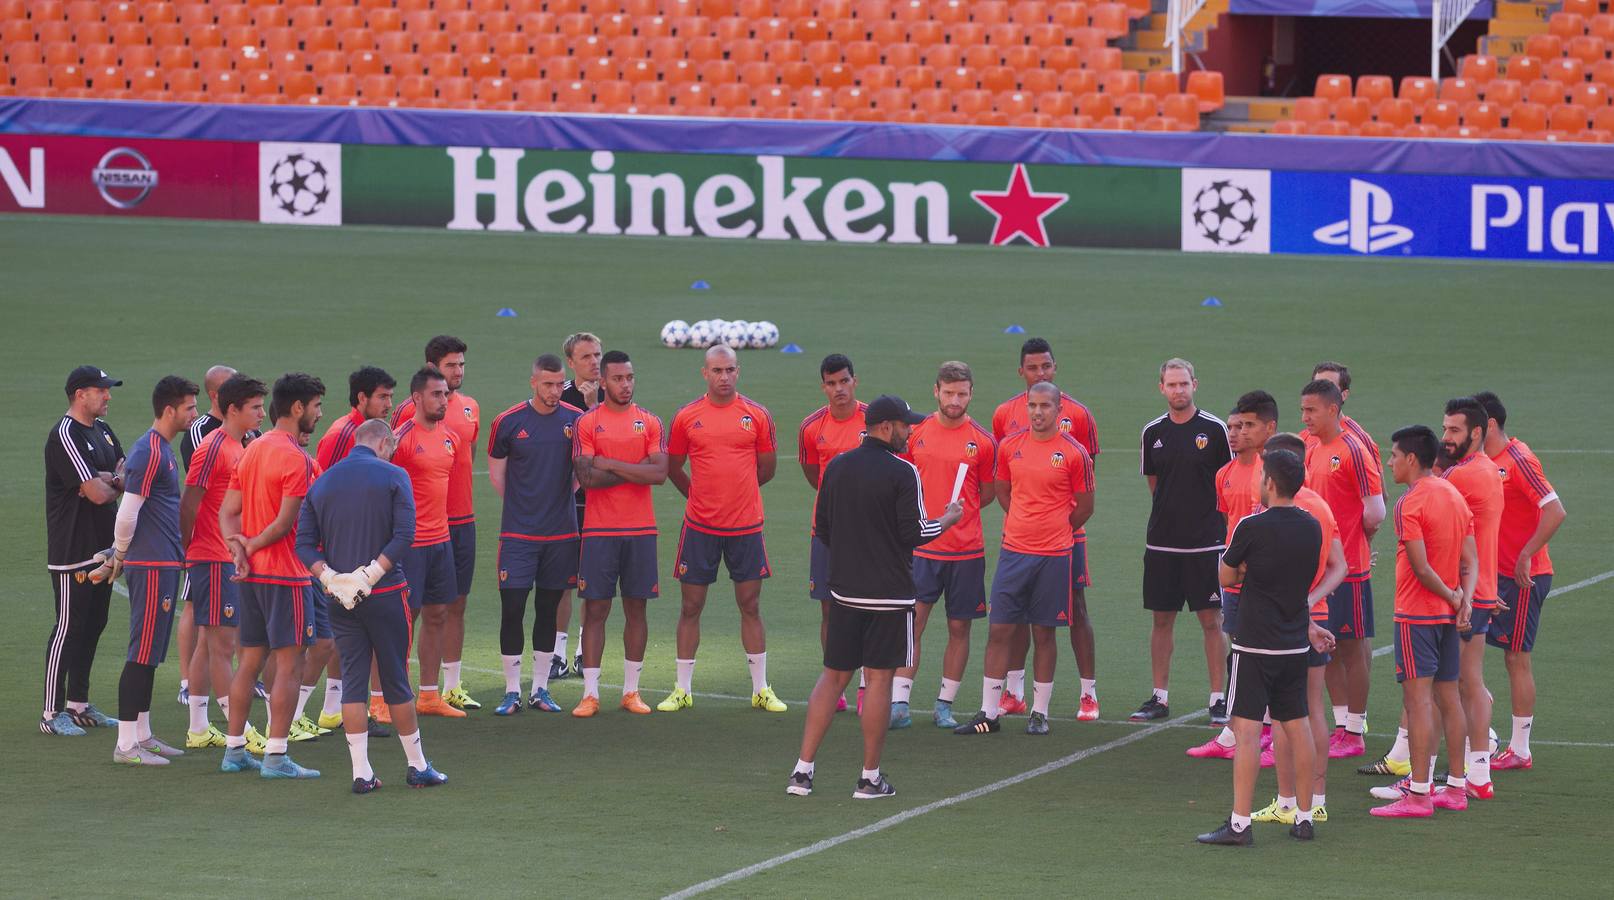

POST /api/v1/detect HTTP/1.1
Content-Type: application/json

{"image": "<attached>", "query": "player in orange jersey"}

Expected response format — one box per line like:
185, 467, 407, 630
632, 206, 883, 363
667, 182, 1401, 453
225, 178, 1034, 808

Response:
316, 366, 395, 471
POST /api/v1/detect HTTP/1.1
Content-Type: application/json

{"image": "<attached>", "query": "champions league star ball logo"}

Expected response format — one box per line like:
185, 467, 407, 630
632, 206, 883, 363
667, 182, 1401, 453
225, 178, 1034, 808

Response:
266, 153, 332, 218
1190, 180, 1261, 248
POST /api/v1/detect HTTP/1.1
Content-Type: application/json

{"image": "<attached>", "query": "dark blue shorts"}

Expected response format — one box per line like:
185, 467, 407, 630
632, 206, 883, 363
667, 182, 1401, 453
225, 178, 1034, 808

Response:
1460, 604, 1494, 642
239, 578, 315, 650
1488, 575, 1551, 653
332, 584, 414, 705
1221, 587, 1241, 636
186, 561, 238, 627
1325, 576, 1375, 640
674, 522, 770, 585
498, 537, 579, 592
450, 521, 476, 596
125, 567, 180, 666
809, 536, 832, 601
306, 580, 333, 640
912, 555, 987, 620
989, 549, 1072, 627
1308, 646, 1331, 668
580, 534, 658, 600
1071, 540, 1091, 589
401, 541, 457, 610
1394, 621, 1459, 683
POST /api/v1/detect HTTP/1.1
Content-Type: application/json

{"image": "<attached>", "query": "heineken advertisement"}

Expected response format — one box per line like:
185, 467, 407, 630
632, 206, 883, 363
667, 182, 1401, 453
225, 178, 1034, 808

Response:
342, 145, 1178, 249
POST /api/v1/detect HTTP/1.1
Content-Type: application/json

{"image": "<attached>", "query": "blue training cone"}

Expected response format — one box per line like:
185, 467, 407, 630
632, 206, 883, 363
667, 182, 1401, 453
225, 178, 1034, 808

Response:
1003, 324, 1026, 334
780, 343, 803, 354
496, 307, 518, 317
1201, 297, 1222, 308
691, 280, 711, 290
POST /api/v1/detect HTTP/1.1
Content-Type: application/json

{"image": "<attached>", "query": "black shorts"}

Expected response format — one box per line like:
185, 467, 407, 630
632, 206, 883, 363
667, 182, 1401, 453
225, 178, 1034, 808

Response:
450, 521, 476, 596
824, 602, 914, 672
1142, 548, 1221, 613
1227, 649, 1309, 722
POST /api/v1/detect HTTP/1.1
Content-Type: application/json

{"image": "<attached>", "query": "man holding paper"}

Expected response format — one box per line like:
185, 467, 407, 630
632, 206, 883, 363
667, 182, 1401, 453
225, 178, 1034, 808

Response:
295, 418, 447, 794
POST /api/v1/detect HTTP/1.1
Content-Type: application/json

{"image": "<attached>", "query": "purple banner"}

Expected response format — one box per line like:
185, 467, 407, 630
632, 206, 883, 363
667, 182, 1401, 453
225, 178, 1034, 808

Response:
1228, 0, 1491, 17
1, 97, 1609, 181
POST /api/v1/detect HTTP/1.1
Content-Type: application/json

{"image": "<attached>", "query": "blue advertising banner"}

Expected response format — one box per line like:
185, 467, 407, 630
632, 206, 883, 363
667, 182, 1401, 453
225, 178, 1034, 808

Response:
1269, 171, 1614, 262
1229, 0, 1491, 19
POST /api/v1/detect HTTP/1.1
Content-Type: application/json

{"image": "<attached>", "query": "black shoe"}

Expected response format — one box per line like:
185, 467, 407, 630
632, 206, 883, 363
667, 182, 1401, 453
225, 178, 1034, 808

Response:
570, 652, 584, 678
853, 774, 896, 799
785, 770, 813, 796
352, 776, 382, 795
1025, 711, 1050, 735
548, 655, 570, 680
367, 717, 391, 738
1131, 697, 1169, 721
1208, 698, 1229, 726
1289, 820, 1315, 841
1196, 819, 1254, 846
953, 711, 1001, 735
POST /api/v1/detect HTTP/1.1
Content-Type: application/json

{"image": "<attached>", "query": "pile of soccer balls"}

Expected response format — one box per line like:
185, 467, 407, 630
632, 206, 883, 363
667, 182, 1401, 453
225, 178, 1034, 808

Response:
660, 319, 780, 350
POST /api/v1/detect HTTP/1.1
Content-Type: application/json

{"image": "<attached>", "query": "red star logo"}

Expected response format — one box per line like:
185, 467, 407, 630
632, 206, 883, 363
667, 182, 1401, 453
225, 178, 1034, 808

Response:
970, 164, 1069, 247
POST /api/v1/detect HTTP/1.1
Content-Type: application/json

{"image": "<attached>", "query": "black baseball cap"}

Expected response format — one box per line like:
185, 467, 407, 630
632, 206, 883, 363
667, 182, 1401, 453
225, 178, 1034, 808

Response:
865, 394, 925, 426
66, 366, 122, 396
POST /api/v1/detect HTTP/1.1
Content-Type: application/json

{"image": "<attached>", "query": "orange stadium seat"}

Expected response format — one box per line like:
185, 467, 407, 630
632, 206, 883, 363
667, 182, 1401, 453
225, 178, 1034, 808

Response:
1186, 69, 1222, 111
1507, 55, 1542, 82
1461, 100, 1501, 130
1421, 99, 1458, 128
1547, 12, 1585, 40
1483, 77, 1521, 107
1508, 101, 1547, 133
1315, 73, 1351, 101
1374, 98, 1413, 127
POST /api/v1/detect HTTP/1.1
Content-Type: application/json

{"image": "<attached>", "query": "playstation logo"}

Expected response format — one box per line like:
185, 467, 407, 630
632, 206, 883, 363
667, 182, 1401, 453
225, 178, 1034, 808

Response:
1313, 179, 1413, 254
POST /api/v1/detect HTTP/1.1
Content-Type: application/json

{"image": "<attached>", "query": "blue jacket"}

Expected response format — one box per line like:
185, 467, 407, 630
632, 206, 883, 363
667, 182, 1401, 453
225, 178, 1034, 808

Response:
296, 445, 414, 593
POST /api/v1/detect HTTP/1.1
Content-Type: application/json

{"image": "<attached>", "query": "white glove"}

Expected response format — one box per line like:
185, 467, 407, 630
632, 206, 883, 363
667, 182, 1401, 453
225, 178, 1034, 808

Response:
327, 572, 366, 610
318, 567, 340, 593
358, 560, 386, 588
88, 548, 124, 584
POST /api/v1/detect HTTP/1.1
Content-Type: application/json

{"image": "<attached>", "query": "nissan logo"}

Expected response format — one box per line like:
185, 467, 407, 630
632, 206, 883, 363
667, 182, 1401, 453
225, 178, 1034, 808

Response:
92, 147, 158, 209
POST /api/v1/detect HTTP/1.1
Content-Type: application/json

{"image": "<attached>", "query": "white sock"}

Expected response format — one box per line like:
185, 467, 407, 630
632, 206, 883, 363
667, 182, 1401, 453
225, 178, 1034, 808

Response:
531, 650, 550, 693
180, 678, 188, 691
860, 767, 880, 782
420, 684, 438, 694
982, 677, 1004, 719
188, 695, 209, 732
117, 720, 138, 752
1511, 715, 1533, 757
1387, 727, 1411, 763
1295, 806, 1313, 823
892, 677, 913, 704
1209, 691, 1225, 708
217, 695, 229, 717
1467, 750, 1492, 786
370, 690, 383, 702
442, 660, 461, 692
858, 668, 866, 689
322, 678, 343, 716
938, 677, 960, 703
502, 655, 522, 694
1080, 678, 1097, 699
582, 667, 601, 699
1446, 773, 1466, 790
1345, 711, 1365, 735
1314, 792, 1326, 808
794, 758, 814, 776
226, 733, 245, 749
1410, 780, 1430, 795
347, 731, 373, 780
554, 632, 568, 661
294, 684, 314, 720
1152, 687, 1168, 704
1006, 669, 1025, 698
67, 700, 88, 713
676, 658, 695, 694
623, 659, 643, 696
1230, 813, 1250, 832
266, 737, 288, 755
136, 711, 152, 741
1215, 726, 1236, 748
1032, 681, 1052, 716
1332, 704, 1348, 728
746, 652, 768, 694
398, 729, 427, 770
1277, 794, 1296, 811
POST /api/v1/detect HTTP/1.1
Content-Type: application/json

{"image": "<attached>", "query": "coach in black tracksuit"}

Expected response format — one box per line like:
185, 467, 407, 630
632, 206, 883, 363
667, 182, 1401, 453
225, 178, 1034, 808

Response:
786, 395, 962, 800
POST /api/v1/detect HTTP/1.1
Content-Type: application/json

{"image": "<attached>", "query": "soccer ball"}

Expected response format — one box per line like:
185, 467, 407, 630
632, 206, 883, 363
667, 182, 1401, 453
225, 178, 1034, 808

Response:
267, 153, 332, 218
1190, 180, 1260, 247
745, 321, 772, 349
721, 321, 748, 349
660, 320, 690, 349
687, 320, 715, 349
755, 320, 780, 348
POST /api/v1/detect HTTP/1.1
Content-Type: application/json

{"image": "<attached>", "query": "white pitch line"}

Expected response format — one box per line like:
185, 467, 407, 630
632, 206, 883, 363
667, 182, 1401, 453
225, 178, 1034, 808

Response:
661, 707, 1209, 900
1551, 569, 1614, 595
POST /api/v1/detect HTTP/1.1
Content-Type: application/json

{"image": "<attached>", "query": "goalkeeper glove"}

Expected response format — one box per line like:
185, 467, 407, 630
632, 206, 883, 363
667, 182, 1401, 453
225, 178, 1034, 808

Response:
357, 560, 386, 588
88, 548, 124, 584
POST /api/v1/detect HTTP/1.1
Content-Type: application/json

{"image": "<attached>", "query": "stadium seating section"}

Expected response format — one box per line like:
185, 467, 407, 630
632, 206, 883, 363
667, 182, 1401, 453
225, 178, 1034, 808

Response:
0, 0, 1225, 128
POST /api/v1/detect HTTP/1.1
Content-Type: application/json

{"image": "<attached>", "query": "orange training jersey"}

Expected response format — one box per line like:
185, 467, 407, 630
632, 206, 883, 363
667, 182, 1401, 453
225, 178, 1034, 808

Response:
995, 430, 1093, 556
393, 419, 458, 546
1393, 476, 1473, 624
315, 408, 367, 471
229, 430, 315, 582
992, 390, 1099, 459
395, 393, 478, 525
1490, 437, 1556, 578
1305, 429, 1382, 580
573, 403, 664, 537
798, 402, 866, 536
1216, 456, 1262, 546
902, 414, 996, 561
1441, 452, 1503, 606
1294, 486, 1339, 619
1304, 414, 1381, 468
667, 394, 776, 535
185, 428, 245, 564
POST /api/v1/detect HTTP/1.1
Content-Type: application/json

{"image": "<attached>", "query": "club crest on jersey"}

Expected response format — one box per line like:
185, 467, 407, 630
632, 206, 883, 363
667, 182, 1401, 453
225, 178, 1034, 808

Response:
1330, 455, 1342, 472
444, 438, 454, 453
577, 577, 587, 591
632, 419, 646, 434
563, 424, 573, 439
104, 432, 114, 445
223, 604, 234, 618
859, 430, 867, 439
965, 441, 979, 458
74, 571, 86, 584
1195, 433, 1209, 450
739, 415, 754, 431
463, 405, 474, 419
498, 569, 508, 583
1060, 417, 1073, 433
306, 625, 314, 638
676, 561, 688, 577
161, 596, 173, 612
1051, 451, 1066, 467
1497, 466, 1509, 480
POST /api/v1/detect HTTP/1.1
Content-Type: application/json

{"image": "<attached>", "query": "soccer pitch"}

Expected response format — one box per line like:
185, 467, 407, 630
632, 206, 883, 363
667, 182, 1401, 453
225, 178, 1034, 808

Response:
3, 215, 1611, 898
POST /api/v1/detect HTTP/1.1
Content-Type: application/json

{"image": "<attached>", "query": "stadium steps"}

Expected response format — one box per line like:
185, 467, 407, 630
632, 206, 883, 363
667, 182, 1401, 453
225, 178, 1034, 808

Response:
1201, 94, 1290, 132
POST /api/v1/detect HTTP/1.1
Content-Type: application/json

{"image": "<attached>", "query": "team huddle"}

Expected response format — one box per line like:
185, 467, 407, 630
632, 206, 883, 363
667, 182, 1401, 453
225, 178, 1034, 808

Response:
38, 338, 1565, 815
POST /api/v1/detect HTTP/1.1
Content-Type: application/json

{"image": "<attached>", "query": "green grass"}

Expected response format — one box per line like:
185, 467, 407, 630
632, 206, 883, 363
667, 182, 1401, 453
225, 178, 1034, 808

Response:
3, 215, 1611, 898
